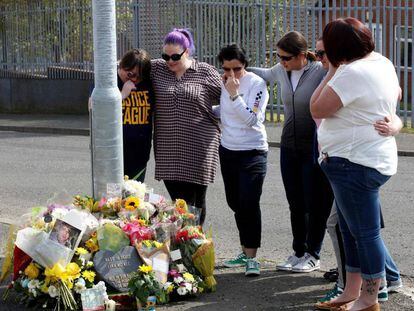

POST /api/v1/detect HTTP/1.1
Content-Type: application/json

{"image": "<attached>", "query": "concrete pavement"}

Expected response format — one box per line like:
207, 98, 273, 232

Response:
0, 114, 414, 156
0, 115, 414, 310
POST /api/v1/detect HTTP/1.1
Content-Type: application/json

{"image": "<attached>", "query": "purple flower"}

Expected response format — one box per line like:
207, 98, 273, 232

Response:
44, 203, 72, 216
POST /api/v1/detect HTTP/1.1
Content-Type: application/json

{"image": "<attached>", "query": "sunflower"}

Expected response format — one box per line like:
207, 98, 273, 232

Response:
125, 196, 140, 211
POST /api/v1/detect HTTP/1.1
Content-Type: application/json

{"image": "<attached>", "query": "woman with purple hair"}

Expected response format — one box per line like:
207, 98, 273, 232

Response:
150, 28, 222, 225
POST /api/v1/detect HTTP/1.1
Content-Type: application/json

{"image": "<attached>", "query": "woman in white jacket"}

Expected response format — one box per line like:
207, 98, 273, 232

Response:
215, 44, 269, 277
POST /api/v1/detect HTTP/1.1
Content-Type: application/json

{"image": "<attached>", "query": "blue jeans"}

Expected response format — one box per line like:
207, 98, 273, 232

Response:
219, 145, 267, 249
321, 157, 391, 280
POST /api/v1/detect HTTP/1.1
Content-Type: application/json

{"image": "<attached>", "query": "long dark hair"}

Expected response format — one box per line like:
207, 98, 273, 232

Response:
277, 31, 316, 61
119, 48, 151, 81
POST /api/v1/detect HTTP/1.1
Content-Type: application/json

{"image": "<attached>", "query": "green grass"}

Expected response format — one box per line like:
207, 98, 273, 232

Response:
401, 127, 414, 134
265, 111, 284, 123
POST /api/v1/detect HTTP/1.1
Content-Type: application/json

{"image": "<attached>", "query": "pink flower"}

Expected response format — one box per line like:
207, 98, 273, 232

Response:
122, 223, 153, 244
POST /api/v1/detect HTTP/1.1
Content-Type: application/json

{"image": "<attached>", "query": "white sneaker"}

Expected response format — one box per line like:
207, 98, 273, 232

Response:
276, 254, 303, 271
292, 253, 320, 273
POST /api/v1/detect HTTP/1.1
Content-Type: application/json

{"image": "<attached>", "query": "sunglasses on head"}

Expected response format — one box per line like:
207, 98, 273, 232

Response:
222, 66, 243, 72
161, 50, 186, 62
315, 50, 326, 58
277, 53, 295, 62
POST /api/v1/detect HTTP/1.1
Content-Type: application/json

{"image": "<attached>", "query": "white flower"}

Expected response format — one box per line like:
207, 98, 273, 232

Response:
48, 285, 58, 298
123, 180, 146, 198
28, 279, 40, 289
173, 277, 184, 284
105, 299, 116, 311
74, 278, 86, 294
80, 252, 92, 262
29, 288, 38, 297
51, 208, 69, 219
143, 201, 156, 213
177, 286, 187, 296
184, 282, 192, 291
192, 287, 198, 294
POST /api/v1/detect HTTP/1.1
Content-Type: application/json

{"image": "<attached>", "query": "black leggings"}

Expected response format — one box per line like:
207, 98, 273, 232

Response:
163, 180, 207, 226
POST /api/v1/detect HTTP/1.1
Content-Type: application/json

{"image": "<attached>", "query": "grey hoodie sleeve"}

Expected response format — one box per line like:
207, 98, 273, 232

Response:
248, 64, 282, 84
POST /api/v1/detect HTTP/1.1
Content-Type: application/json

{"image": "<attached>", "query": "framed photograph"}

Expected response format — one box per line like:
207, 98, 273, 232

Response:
49, 219, 81, 250
34, 214, 86, 267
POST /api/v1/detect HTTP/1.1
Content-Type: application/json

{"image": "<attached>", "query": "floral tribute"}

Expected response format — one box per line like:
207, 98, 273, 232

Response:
1, 178, 216, 310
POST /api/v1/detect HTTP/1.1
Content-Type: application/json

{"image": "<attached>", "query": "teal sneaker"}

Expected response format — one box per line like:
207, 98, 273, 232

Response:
245, 258, 260, 276
315, 283, 344, 309
224, 252, 247, 268
378, 284, 388, 302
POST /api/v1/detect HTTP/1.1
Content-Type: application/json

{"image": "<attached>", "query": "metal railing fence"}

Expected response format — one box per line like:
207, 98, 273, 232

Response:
0, 0, 413, 125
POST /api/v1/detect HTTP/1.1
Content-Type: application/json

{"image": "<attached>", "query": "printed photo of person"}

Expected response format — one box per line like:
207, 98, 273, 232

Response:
48, 219, 81, 250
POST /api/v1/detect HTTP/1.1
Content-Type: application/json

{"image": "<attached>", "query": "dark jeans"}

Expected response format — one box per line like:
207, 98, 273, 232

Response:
123, 136, 150, 182
219, 145, 267, 249
280, 146, 333, 259
321, 157, 391, 279
164, 180, 208, 225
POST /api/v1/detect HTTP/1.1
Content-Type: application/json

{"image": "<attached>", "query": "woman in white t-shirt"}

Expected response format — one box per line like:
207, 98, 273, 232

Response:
311, 18, 401, 311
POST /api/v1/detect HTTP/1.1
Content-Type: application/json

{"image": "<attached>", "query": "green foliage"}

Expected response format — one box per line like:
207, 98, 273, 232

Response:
128, 266, 167, 305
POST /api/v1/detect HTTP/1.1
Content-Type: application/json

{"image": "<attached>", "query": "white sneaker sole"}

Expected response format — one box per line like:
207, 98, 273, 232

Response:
276, 265, 293, 271
291, 265, 320, 273
223, 262, 245, 268
387, 284, 403, 293
245, 270, 260, 276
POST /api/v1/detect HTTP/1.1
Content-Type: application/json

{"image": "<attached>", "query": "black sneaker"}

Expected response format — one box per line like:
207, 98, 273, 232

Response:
323, 268, 339, 282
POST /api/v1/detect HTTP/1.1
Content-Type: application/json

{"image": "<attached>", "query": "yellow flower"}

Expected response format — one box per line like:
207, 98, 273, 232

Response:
153, 241, 163, 248
142, 240, 152, 248
66, 262, 81, 279
40, 283, 49, 294
183, 272, 194, 282
138, 264, 152, 274
138, 218, 147, 226
75, 247, 88, 255
175, 199, 188, 213
125, 196, 140, 211
82, 270, 96, 283
44, 263, 66, 285
85, 238, 99, 253
32, 218, 46, 230
166, 284, 174, 294
24, 262, 40, 280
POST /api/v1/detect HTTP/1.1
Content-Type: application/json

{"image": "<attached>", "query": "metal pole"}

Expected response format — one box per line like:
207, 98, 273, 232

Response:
90, 0, 123, 198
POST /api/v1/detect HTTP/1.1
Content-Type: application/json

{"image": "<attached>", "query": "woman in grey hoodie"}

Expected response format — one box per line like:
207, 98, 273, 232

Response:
249, 31, 333, 273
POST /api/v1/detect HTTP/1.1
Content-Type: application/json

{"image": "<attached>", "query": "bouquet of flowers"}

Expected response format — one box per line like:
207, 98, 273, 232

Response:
128, 264, 167, 309
9, 247, 97, 310
163, 269, 203, 300
3, 178, 217, 310
174, 226, 216, 291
